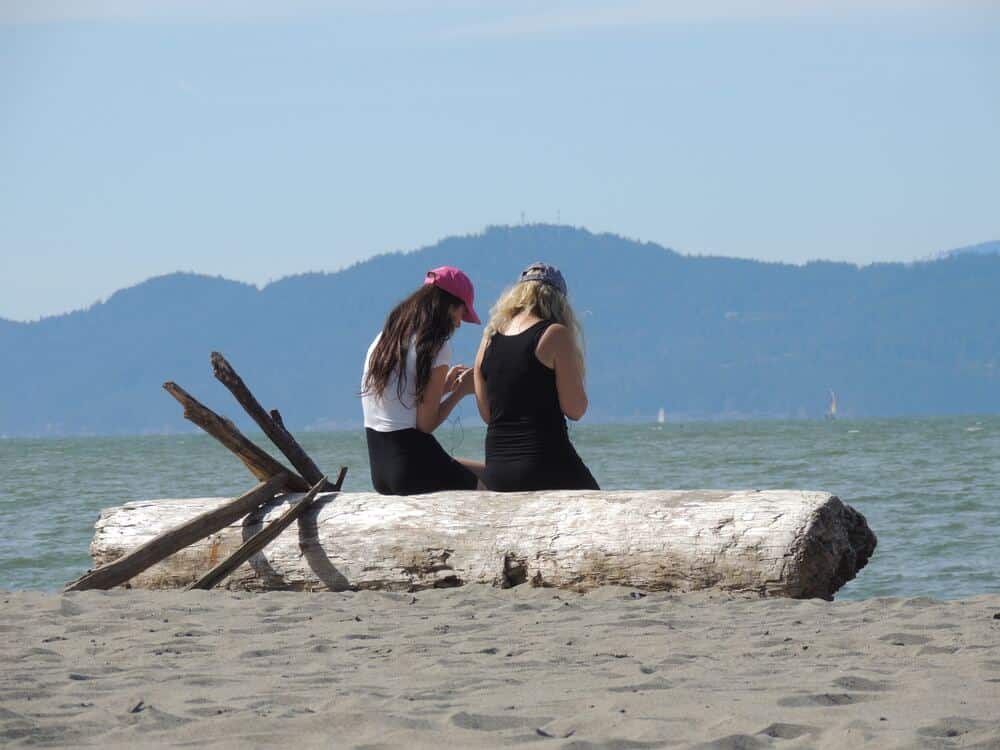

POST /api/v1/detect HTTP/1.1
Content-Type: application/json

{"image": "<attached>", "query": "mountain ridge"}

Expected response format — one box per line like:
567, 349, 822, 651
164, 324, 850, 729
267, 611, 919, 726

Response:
2, 225, 998, 436
6, 228, 997, 327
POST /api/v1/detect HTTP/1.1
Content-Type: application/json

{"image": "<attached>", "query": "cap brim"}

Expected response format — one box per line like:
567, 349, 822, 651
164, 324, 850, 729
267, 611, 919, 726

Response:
463, 306, 481, 324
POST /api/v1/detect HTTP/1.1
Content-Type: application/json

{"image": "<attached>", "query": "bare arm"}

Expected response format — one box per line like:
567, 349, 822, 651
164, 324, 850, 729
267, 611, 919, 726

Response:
473, 335, 491, 424
536, 324, 588, 421
415, 364, 474, 433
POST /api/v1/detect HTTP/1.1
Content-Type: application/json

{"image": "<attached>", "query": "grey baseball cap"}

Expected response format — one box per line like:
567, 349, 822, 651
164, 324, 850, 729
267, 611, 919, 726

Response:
519, 262, 567, 295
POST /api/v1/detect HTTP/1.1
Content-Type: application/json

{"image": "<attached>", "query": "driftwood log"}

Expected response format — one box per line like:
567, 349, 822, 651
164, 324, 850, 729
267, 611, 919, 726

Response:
87, 490, 876, 599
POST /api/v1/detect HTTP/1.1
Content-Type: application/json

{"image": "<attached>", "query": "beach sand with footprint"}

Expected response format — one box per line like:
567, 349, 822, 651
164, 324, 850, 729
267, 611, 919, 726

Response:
1, 586, 998, 748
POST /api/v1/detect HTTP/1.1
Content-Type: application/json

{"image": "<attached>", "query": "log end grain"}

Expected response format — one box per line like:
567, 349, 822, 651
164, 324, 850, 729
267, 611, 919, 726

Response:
784, 495, 877, 600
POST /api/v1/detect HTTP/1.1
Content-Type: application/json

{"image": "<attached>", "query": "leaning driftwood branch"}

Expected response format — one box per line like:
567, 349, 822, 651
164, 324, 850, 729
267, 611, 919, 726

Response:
163, 381, 310, 492
329, 465, 348, 492
187, 475, 332, 591
64, 474, 288, 592
210, 352, 331, 490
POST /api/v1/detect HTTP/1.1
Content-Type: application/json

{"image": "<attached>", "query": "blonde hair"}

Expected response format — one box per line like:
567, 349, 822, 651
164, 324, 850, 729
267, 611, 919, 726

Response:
483, 281, 586, 376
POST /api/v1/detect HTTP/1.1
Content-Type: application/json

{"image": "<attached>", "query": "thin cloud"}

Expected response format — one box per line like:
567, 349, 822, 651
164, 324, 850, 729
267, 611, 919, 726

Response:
8, 1, 993, 29
0, 0, 473, 25
446, 0, 1000, 37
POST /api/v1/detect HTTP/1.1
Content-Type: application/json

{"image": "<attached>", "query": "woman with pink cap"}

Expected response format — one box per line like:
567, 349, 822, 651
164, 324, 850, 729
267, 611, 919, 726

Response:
361, 266, 484, 495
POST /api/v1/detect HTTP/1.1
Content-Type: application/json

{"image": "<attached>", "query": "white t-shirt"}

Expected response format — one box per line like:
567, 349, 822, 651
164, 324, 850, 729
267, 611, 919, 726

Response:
361, 333, 452, 432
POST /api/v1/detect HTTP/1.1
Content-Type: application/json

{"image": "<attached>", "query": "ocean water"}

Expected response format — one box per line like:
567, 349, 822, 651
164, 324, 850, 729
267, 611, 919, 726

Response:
1, 416, 998, 600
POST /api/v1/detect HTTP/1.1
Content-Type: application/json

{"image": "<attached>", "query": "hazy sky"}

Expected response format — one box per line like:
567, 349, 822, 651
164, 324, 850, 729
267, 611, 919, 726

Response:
3, 1, 998, 321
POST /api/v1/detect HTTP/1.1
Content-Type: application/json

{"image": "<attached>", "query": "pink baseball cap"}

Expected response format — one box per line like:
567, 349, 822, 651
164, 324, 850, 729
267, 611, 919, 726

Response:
424, 266, 481, 324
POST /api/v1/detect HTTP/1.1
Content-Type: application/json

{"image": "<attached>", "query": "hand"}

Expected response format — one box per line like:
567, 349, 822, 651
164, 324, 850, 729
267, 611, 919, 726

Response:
444, 365, 470, 394
456, 368, 476, 397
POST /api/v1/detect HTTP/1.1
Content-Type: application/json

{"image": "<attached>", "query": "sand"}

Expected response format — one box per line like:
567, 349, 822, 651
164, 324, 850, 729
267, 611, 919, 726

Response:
1, 587, 998, 749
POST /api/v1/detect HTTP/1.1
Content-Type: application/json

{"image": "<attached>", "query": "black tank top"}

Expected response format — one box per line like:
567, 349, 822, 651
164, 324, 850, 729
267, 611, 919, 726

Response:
480, 320, 599, 491
480, 320, 565, 433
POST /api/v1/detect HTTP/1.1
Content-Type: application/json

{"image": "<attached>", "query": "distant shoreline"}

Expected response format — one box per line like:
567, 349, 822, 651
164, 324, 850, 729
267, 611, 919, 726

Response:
2, 411, 994, 440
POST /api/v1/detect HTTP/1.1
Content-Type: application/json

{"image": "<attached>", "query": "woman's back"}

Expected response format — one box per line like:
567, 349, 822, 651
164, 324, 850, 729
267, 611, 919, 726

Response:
480, 320, 564, 429
479, 318, 598, 491
361, 266, 483, 495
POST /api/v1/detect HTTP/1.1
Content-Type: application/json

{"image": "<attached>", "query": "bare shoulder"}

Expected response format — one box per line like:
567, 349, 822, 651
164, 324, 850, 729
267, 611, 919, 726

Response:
535, 323, 571, 367
475, 332, 489, 364
538, 323, 571, 347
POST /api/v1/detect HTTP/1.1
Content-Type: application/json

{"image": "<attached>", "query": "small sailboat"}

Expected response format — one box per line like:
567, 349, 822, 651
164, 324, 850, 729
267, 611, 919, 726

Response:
657, 407, 666, 424
826, 390, 837, 420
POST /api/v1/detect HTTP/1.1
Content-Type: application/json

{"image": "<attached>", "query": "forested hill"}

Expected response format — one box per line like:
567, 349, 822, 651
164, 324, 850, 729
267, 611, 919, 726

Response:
2, 225, 998, 436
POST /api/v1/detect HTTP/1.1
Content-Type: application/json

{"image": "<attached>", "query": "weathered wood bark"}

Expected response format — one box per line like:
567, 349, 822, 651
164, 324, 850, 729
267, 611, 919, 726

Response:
163, 381, 310, 492
88, 490, 876, 599
188, 476, 328, 591
210, 352, 332, 490
64, 475, 288, 592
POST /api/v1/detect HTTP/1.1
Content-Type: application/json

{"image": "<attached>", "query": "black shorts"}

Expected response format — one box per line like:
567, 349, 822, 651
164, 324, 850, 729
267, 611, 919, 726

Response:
482, 454, 599, 492
366, 428, 478, 495
483, 426, 600, 492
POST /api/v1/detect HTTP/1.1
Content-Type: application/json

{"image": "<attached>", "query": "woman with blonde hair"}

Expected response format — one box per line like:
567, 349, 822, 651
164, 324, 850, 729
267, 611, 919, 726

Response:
473, 262, 599, 491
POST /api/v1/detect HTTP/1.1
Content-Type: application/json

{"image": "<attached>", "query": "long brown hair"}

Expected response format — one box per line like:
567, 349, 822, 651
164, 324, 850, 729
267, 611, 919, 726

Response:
363, 284, 463, 406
